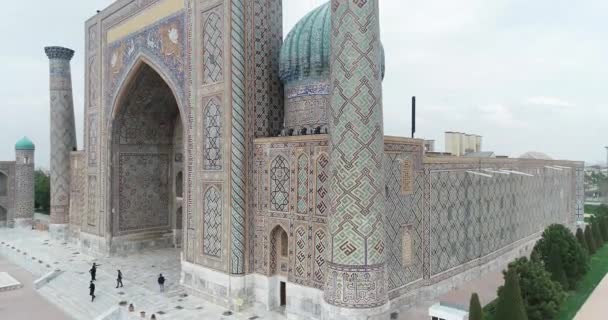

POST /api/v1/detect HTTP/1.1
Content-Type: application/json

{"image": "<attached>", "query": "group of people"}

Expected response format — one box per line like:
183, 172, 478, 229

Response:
87, 263, 167, 302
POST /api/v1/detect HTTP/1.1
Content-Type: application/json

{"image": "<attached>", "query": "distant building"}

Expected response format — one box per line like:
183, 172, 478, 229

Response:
0, 137, 35, 228
445, 132, 482, 156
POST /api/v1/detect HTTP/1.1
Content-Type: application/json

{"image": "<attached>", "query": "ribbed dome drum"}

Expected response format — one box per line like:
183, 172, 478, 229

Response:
279, 2, 385, 136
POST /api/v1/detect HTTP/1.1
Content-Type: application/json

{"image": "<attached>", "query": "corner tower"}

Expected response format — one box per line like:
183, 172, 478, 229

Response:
45, 46, 77, 239
14, 137, 35, 227
324, 0, 388, 318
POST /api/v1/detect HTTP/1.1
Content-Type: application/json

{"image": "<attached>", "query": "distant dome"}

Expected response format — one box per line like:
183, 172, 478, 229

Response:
15, 136, 35, 150
520, 151, 552, 160
279, 1, 385, 83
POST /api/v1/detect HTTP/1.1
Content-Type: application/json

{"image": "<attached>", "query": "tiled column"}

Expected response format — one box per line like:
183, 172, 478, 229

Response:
324, 0, 387, 316
45, 46, 77, 238
14, 147, 35, 227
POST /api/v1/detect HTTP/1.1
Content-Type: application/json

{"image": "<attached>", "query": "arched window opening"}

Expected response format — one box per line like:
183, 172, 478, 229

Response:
175, 171, 183, 198
281, 230, 288, 257
0, 172, 7, 197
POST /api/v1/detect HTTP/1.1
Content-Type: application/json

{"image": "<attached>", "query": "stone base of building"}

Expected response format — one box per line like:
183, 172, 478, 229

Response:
13, 218, 33, 229
180, 260, 253, 311
48, 224, 69, 240
76, 231, 110, 256
109, 231, 174, 256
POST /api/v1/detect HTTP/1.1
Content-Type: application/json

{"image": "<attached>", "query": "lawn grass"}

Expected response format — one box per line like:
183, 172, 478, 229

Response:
556, 243, 608, 320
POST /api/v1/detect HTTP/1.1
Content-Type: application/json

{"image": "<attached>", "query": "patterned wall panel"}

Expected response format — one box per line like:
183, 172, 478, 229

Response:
296, 154, 309, 214
88, 113, 98, 167
203, 97, 222, 170
294, 226, 308, 278
270, 155, 290, 212
87, 175, 97, 226
203, 185, 223, 257
118, 153, 170, 232
202, 6, 224, 84
312, 227, 327, 286
315, 153, 329, 217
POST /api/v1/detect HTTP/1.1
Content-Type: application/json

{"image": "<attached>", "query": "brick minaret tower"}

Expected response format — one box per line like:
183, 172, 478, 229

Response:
14, 137, 35, 228
45, 46, 77, 239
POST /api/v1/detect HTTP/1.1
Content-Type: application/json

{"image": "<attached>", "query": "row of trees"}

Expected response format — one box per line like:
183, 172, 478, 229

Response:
468, 211, 608, 320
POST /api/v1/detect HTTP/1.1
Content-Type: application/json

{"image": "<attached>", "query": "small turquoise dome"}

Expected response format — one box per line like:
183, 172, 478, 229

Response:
15, 136, 35, 150
279, 2, 385, 83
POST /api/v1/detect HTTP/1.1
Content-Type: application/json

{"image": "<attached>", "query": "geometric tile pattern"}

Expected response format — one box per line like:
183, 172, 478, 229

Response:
315, 153, 329, 217
313, 228, 327, 285
325, 0, 387, 308
230, 0, 247, 274
296, 154, 308, 214
87, 175, 97, 227
202, 7, 223, 84
294, 226, 307, 278
203, 98, 222, 170
384, 151, 424, 290
203, 185, 222, 258
118, 153, 170, 232
270, 155, 289, 212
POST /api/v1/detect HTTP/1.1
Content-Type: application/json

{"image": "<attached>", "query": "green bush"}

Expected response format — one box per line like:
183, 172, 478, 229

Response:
532, 224, 588, 289
468, 293, 483, 320
501, 257, 565, 320
576, 228, 588, 253
495, 268, 528, 320
548, 246, 569, 290
600, 216, 608, 242
585, 225, 597, 254
592, 222, 603, 248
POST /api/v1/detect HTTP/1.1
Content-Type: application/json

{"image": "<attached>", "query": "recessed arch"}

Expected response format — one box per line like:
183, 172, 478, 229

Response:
270, 224, 289, 276
109, 58, 183, 237
0, 206, 6, 226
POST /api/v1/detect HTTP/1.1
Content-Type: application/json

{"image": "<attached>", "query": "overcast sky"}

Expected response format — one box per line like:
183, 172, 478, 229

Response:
1, 0, 606, 169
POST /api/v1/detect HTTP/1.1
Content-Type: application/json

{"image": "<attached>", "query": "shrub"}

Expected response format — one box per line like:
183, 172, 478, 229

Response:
576, 228, 588, 253
548, 246, 569, 290
585, 225, 597, 254
600, 216, 608, 242
495, 268, 528, 320
501, 257, 565, 320
532, 224, 588, 289
468, 293, 483, 320
592, 222, 603, 248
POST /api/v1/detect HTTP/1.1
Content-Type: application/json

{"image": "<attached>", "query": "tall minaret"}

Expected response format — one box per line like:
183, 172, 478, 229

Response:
45, 46, 77, 238
324, 0, 387, 317
14, 137, 35, 228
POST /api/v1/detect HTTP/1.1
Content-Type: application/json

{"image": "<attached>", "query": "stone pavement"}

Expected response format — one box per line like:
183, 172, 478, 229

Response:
0, 256, 69, 320
574, 273, 608, 320
0, 229, 283, 320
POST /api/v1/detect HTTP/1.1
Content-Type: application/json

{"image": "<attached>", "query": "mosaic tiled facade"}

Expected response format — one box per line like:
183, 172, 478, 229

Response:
0, 138, 35, 228
53, 0, 585, 319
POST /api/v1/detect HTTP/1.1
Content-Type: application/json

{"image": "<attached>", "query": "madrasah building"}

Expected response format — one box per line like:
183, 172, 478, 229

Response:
36, 0, 584, 318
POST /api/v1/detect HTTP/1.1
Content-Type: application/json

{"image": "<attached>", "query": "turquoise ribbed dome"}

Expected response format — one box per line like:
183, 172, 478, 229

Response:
15, 136, 35, 150
279, 2, 385, 83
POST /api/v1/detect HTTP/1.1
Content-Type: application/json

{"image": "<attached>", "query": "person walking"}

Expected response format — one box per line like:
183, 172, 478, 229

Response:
89, 281, 96, 302
89, 262, 97, 281
116, 269, 123, 288
157, 274, 165, 293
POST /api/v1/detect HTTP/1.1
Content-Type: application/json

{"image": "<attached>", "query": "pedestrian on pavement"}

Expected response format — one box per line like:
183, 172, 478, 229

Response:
90, 262, 97, 281
116, 269, 123, 288
89, 281, 96, 302
157, 274, 165, 293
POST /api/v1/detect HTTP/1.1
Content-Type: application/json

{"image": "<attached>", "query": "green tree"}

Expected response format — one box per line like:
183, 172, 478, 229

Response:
532, 224, 588, 290
34, 169, 50, 214
600, 216, 608, 242
500, 257, 565, 320
585, 225, 597, 254
547, 246, 569, 290
592, 222, 603, 248
575, 228, 588, 253
468, 293, 483, 320
496, 268, 528, 320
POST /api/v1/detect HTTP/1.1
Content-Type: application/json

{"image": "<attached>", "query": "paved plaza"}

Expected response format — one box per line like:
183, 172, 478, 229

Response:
574, 274, 608, 320
0, 229, 283, 320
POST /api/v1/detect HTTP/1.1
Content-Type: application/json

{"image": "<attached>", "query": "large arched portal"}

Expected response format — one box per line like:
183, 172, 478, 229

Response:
111, 63, 184, 248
